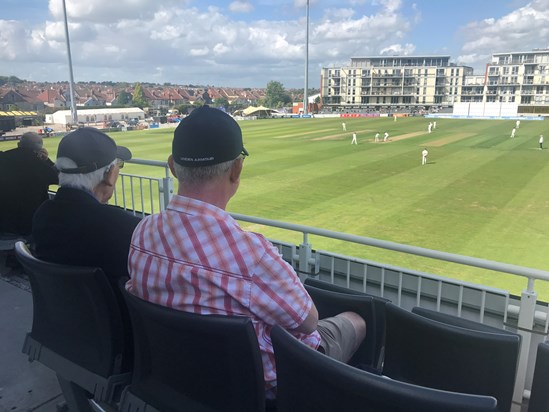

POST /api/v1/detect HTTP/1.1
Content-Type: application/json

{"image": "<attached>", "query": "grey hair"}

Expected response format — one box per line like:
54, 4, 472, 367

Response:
172, 158, 237, 185
56, 157, 116, 191
18, 132, 43, 151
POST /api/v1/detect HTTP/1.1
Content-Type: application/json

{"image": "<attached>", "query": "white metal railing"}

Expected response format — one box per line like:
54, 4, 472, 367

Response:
113, 158, 173, 217
111, 165, 547, 411
229, 213, 548, 412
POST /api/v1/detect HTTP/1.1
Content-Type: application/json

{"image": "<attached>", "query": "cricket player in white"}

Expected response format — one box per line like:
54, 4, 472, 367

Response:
422, 148, 429, 165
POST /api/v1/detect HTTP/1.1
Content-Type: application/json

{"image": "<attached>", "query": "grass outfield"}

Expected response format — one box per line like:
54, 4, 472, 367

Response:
2, 116, 548, 298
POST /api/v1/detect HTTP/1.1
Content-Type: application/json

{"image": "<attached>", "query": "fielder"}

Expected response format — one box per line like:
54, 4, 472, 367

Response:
422, 148, 429, 165
351, 132, 357, 145
342, 122, 346, 131
383, 132, 389, 142
374, 132, 380, 142
511, 128, 516, 138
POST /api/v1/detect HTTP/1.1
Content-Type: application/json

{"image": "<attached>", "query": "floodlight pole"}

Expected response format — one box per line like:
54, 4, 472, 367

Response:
62, 0, 78, 126
303, 0, 309, 116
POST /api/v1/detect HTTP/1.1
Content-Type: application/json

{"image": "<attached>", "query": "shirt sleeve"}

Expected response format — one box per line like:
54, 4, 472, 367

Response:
249, 238, 313, 330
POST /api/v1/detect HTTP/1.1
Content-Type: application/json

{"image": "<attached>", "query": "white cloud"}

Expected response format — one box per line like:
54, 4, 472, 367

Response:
229, 1, 254, 13
379, 43, 416, 55
0, 0, 413, 87
48, 0, 178, 23
0, 21, 27, 60
457, 0, 549, 70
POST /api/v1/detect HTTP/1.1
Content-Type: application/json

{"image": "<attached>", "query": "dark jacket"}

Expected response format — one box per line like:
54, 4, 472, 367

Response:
32, 187, 141, 281
0, 147, 59, 235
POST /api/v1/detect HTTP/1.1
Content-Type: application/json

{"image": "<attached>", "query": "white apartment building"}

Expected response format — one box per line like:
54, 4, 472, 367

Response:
320, 55, 472, 110
483, 50, 549, 105
321, 50, 549, 111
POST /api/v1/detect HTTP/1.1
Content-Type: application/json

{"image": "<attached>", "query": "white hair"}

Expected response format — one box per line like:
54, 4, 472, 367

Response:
172, 158, 237, 185
56, 157, 116, 192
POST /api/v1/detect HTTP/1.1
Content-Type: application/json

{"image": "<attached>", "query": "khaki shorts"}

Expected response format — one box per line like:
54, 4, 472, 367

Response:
317, 315, 357, 363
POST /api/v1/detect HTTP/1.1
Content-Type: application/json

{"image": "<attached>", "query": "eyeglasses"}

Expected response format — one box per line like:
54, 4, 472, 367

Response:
115, 158, 125, 169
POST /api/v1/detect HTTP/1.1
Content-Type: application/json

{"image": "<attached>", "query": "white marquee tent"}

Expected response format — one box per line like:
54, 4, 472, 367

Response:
45, 107, 145, 126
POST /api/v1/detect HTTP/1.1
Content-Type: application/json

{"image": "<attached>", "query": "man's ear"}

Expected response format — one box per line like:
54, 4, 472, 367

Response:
168, 155, 178, 178
103, 165, 118, 187
229, 158, 243, 184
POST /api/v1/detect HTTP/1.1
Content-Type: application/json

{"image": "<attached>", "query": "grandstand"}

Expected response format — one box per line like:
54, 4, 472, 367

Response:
1, 117, 548, 411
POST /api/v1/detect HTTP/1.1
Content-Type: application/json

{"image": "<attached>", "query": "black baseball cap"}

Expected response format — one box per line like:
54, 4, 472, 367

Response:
172, 105, 248, 167
57, 127, 132, 174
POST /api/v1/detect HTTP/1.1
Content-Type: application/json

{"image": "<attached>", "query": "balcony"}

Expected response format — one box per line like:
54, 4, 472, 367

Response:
3, 153, 548, 412
90, 159, 549, 412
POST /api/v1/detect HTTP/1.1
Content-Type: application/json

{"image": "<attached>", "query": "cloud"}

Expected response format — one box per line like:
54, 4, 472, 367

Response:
229, 1, 254, 13
457, 0, 549, 70
0, 0, 417, 88
379, 43, 416, 55
48, 0, 177, 23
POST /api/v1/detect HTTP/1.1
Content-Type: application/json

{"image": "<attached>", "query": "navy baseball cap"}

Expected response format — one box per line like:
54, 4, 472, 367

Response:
57, 127, 132, 174
172, 105, 248, 167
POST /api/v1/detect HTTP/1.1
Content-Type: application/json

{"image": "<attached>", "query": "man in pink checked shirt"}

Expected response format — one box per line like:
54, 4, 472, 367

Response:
126, 105, 365, 398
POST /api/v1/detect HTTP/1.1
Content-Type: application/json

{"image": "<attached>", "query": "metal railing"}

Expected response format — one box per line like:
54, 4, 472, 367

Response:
113, 158, 173, 217
111, 161, 547, 411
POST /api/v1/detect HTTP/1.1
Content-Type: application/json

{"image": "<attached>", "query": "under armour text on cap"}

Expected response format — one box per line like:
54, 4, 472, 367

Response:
57, 127, 132, 174
172, 105, 248, 167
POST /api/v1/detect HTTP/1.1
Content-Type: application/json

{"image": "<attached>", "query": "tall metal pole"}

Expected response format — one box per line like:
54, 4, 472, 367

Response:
62, 0, 78, 125
303, 0, 309, 116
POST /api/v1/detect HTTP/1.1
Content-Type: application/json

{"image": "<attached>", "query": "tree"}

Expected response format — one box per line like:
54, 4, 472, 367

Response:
215, 97, 229, 109
115, 91, 132, 106
0, 75, 24, 87
132, 83, 147, 108
264, 80, 291, 108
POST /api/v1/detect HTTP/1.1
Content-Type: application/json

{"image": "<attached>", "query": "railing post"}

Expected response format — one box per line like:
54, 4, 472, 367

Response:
512, 277, 537, 411
299, 233, 313, 274
158, 164, 174, 211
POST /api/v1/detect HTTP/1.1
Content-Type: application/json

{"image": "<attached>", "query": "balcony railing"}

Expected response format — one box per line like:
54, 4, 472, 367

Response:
109, 158, 548, 411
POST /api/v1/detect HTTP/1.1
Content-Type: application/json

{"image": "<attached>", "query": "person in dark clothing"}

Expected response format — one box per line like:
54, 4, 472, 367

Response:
32, 127, 140, 282
0, 132, 59, 236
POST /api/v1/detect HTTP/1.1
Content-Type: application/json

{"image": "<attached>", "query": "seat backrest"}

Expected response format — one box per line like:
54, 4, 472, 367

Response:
304, 277, 389, 368
528, 341, 549, 412
383, 303, 520, 412
412, 306, 518, 335
271, 325, 498, 412
121, 288, 265, 412
15, 241, 128, 377
304, 283, 376, 368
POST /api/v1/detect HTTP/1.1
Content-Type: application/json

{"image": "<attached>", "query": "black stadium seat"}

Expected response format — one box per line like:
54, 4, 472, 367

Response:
412, 306, 519, 335
271, 325, 498, 412
304, 283, 377, 369
383, 303, 520, 412
15, 241, 131, 411
304, 277, 389, 369
119, 286, 268, 412
528, 341, 549, 412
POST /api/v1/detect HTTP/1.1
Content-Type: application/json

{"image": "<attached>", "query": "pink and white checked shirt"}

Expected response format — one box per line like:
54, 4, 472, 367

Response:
127, 194, 320, 395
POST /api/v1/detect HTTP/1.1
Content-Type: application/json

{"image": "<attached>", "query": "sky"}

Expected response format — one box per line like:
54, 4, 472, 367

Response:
1, 0, 548, 89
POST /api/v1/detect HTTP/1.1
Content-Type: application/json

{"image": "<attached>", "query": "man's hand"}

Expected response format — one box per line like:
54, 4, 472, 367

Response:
36, 147, 49, 161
